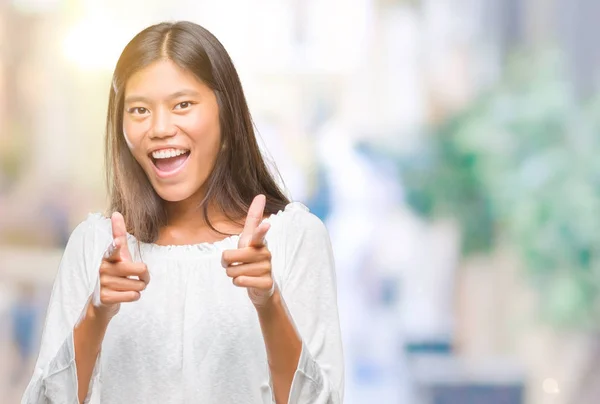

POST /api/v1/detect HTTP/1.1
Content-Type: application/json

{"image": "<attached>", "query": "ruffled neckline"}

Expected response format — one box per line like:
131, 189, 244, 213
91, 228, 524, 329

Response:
88, 202, 308, 254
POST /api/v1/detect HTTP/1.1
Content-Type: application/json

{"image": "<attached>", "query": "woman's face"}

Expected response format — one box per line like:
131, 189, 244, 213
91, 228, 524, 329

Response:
122, 59, 221, 203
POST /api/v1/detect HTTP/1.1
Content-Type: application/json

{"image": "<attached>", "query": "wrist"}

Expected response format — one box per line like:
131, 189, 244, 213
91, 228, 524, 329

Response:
86, 299, 114, 327
255, 287, 281, 317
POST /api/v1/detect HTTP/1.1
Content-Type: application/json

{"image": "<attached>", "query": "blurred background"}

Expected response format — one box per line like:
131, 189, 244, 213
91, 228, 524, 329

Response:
1, 0, 600, 403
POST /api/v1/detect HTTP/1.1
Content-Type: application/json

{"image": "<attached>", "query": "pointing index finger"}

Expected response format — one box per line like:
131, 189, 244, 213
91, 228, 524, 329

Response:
241, 194, 266, 239
110, 212, 132, 262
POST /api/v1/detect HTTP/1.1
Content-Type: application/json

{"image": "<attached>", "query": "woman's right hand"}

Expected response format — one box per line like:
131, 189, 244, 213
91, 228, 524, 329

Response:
91, 212, 150, 320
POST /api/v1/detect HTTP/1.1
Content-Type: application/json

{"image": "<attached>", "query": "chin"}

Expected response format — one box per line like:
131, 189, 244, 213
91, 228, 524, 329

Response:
153, 184, 197, 203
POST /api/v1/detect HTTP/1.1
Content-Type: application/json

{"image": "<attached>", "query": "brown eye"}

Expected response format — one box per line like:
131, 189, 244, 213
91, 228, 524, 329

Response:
128, 107, 149, 115
174, 101, 192, 110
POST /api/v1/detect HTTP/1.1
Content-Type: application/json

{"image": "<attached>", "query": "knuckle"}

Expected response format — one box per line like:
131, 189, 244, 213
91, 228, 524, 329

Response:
222, 250, 234, 265
225, 266, 236, 278
99, 262, 110, 275
257, 261, 269, 272
135, 263, 147, 275
100, 289, 110, 303
263, 249, 272, 261
99, 274, 109, 286
257, 279, 272, 291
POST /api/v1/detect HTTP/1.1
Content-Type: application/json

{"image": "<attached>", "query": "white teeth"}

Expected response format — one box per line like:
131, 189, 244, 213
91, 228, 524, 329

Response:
151, 149, 188, 159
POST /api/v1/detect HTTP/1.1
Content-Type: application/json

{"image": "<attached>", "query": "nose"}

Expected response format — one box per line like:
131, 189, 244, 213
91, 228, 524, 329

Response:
149, 108, 176, 139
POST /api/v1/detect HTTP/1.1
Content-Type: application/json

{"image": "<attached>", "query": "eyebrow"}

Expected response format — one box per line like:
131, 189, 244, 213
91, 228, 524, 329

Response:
124, 89, 201, 104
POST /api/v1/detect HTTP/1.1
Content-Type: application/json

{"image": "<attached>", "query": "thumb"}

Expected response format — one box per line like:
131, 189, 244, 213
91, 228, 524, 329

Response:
111, 212, 132, 262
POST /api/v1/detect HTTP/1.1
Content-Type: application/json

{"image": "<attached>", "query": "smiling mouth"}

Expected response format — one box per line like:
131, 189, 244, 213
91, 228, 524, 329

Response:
149, 149, 191, 176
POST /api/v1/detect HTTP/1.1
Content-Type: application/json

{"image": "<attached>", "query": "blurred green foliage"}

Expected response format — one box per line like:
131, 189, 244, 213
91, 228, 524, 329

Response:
400, 51, 600, 329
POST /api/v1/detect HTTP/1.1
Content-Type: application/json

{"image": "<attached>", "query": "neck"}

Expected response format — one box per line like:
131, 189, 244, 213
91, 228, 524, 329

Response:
155, 185, 249, 247
161, 190, 242, 239
164, 192, 218, 229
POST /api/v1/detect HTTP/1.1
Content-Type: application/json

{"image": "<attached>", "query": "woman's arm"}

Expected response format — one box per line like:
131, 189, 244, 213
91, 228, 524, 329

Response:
73, 302, 111, 403
223, 198, 344, 404
22, 220, 100, 404
272, 208, 345, 404
22, 213, 148, 404
223, 195, 301, 402
255, 288, 302, 403
75, 212, 150, 403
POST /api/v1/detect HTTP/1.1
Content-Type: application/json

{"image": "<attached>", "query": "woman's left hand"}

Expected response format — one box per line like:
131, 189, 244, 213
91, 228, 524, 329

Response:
222, 194, 275, 308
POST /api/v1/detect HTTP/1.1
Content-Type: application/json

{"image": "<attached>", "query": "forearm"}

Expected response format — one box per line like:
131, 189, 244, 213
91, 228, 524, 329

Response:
73, 300, 110, 403
256, 288, 302, 404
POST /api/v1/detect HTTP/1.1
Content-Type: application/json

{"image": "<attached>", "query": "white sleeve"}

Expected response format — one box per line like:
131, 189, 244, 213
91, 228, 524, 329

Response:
277, 206, 345, 403
21, 218, 106, 404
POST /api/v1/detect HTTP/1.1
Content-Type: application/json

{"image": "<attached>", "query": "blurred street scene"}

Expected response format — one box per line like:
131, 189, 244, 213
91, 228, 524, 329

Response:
2, 0, 600, 403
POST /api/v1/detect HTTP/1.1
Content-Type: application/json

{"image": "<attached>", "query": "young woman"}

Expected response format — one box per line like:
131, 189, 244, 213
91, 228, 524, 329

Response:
22, 21, 343, 404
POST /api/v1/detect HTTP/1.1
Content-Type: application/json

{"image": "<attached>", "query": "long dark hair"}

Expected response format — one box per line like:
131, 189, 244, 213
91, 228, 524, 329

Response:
105, 21, 289, 243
